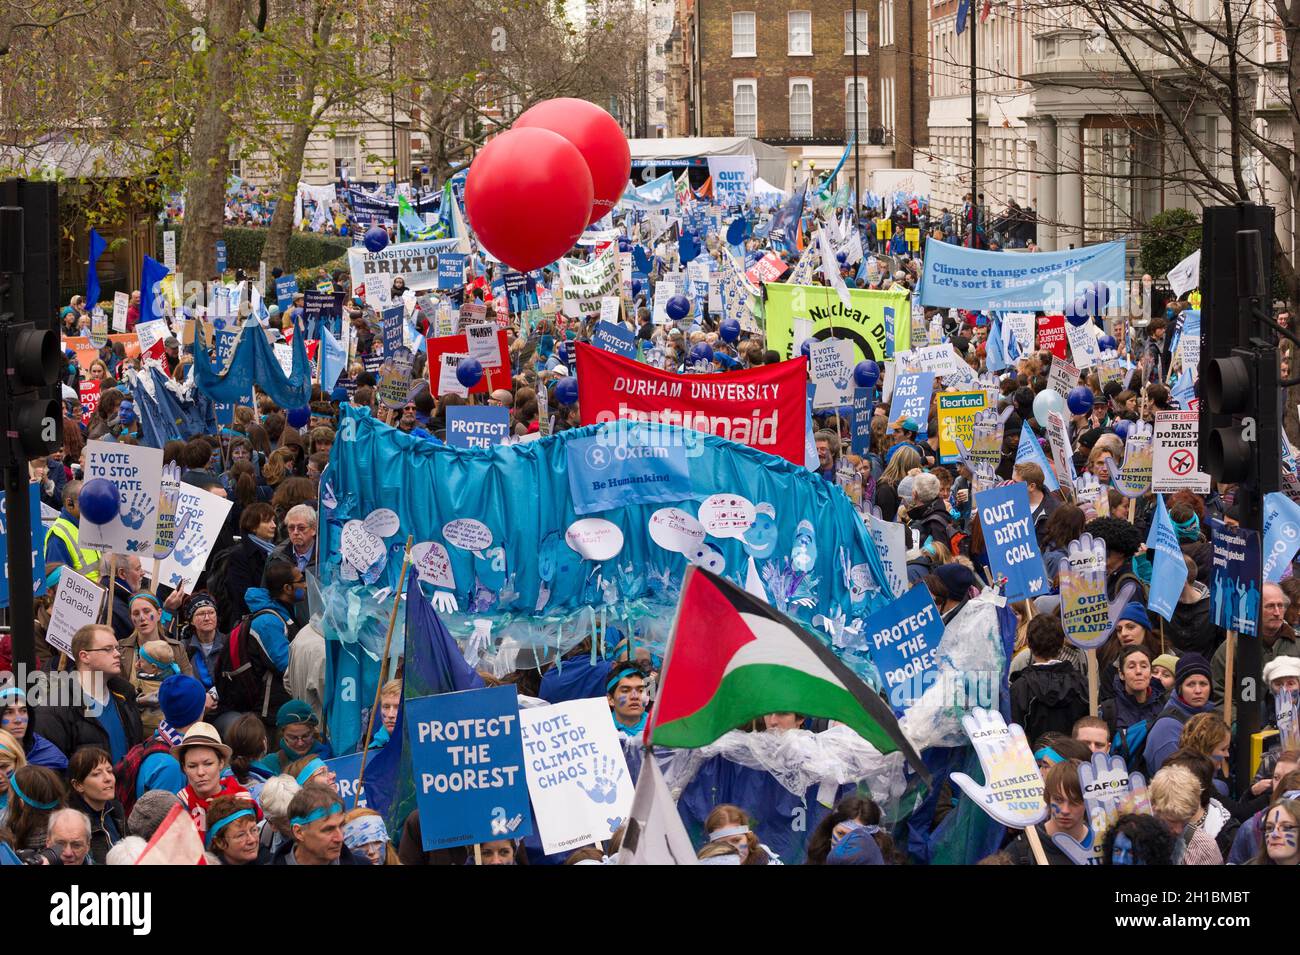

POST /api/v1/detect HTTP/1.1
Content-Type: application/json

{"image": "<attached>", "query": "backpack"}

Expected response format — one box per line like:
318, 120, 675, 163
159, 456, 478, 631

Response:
114, 736, 174, 816
215, 608, 284, 720
202, 542, 242, 632
1020, 673, 1089, 745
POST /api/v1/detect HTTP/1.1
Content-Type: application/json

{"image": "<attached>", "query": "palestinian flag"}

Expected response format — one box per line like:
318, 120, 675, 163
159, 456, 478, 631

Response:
650, 568, 928, 779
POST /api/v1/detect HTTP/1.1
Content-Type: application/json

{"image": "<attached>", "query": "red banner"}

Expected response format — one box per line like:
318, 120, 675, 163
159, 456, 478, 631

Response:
745, 251, 788, 286
575, 342, 808, 464
426, 330, 509, 395
79, 380, 100, 426
1036, 313, 1067, 359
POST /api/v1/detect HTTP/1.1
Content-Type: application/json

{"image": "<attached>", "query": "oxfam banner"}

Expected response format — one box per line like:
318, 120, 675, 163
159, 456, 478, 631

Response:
765, 284, 911, 363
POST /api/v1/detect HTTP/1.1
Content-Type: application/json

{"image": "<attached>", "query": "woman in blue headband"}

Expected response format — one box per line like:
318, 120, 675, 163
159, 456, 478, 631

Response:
0, 685, 68, 772
1, 764, 65, 858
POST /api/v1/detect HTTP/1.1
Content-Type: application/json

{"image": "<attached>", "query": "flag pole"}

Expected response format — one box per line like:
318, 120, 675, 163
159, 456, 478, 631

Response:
642, 564, 694, 747
356, 536, 414, 793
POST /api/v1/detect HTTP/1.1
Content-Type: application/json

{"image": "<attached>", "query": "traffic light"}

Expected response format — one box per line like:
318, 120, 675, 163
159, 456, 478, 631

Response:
0, 321, 62, 464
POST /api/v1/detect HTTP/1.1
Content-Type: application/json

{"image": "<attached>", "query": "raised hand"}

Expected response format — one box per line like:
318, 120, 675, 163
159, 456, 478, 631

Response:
120, 492, 155, 530
1051, 752, 1140, 866
576, 755, 625, 804
1059, 533, 1110, 649
950, 709, 1046, 830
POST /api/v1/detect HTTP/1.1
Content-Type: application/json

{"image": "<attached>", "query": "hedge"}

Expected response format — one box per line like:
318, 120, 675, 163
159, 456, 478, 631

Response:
157, 225, 351, 275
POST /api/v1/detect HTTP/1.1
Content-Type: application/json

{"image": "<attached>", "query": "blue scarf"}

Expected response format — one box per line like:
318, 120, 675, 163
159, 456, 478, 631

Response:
249, 534, 275, 555
612, 710, 648, 738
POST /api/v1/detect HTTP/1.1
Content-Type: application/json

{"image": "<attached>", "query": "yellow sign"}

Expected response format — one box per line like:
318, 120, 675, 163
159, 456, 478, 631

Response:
937, 390, 989, 464
876, 218, 892, 241
905, 228, 920, 251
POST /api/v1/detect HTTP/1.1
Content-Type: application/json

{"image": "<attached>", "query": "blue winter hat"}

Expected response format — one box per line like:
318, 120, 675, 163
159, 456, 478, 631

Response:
900, 417, 920, 434
933, 563, 977, 599
159, 675, 207, 728
276, 699, 317, 728
1116, 601, 1152, 632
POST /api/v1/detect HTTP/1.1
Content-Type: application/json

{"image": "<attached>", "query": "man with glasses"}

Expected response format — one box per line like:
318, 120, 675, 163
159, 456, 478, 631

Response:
35, 623, 143, 763
273, 505, 317, 628
44, 809, 93, 865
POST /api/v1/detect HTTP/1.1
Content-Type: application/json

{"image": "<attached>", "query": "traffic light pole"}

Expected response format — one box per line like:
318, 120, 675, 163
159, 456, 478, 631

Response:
0, 283, 38, 672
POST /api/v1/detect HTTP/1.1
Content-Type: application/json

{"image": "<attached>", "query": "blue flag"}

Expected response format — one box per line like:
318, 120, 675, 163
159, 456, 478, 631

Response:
985, 315, 1007, 372
1263, 491, 1300, 583
86, 228, 107, 311
141, 255, 170, 323
320, 323, 347, 394
956, 0, 972, 34
364, 573, 486, 842
1015, 425, 1059, 492
1146, 495, 1185, 622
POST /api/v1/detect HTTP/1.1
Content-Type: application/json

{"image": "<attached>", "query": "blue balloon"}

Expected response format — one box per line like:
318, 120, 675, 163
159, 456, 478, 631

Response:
854, 360, 880, 389
719, 317, 741, 343
287, 406, 311, 429
456, 357, 484, 389
555, 376, 579, 406
618, 236, 631, 253
726, 218, 746, 246
364, 226, 389, 253
800, 340, 812, 359
836, 251, 848, 265
79, 478, 120, 526
555, 342, 569, 366
1113, 419, 1133, 441
631, 279, 642, 297
690, 343, 714, 365
1098, 334, 1117, 352
1067, 386, 1094, 416
666, 294, 691, 321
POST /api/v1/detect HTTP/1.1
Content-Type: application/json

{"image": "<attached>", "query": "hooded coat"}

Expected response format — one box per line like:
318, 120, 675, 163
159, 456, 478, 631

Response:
1143, 693, 1219, 773
1166, 582, 1214, 658
1009, 662, 1089, 746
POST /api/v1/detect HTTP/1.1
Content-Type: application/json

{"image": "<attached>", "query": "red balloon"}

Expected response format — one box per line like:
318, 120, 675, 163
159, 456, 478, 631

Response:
464, 127, 594, 273
514, 98, 631, 226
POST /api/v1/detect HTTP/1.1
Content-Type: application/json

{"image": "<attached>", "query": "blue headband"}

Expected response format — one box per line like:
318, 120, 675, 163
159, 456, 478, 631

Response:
606, 667, 641, 694
205, 808, 256, 848
9, 772, 58, 811
294, 758, 328, 786
129, 591, 161, 610
139, 649, 180, 676
292, 802, 343, 828
1034, 746, 1064, 765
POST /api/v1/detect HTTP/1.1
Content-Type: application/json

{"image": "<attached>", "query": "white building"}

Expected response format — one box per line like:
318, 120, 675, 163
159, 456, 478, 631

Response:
922, 1, 1295, 263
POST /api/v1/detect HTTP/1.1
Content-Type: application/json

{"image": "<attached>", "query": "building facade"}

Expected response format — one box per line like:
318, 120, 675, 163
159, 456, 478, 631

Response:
684, 1, 929, 191
921, 1, 1295, 262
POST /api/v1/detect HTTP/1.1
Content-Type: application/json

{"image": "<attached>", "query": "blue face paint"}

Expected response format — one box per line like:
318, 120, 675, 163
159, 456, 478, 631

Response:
1112, 832, 1135, 866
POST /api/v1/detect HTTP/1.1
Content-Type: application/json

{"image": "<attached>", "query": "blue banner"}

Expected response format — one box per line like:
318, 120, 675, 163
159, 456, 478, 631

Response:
445, 406, 510, 450
210, 330, 240, 426
862, 584, 944, 715
0, 483, 47, 609
438, 254, 467, 289
888, 371, 934, 437
381, 305, 405, 356
274, 276, 298, 312
975, 483, 1048, 601
324, 752, 367, 809
215, 240, 227, 275
918, 238, 1127, 312
565, 429, 692, 516
1210, 518, 1261, 636
407, 685, 531, 851
591, 320, 636, 358
1146, 495, 1184, 622
1264, 492, 1300, 583
851, 387, 873, 455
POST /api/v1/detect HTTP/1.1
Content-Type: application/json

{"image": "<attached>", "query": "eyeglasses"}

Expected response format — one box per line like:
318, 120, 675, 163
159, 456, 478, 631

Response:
86, 645, 122, 655
283, 731, 314, 745
51, 840, 88, 854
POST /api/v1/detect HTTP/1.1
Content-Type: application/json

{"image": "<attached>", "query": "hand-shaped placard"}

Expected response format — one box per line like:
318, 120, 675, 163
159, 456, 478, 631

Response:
1059, 533, 1111, 650
1051, 752, 1146, 865
951, 709, 1046, 830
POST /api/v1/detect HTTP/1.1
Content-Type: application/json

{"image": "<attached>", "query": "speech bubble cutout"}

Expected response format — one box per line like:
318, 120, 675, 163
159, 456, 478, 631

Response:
411, 541, 456, 589
565, 518, 625, 561
340, 520, 385, 572
648, 507, 706, 555
698, 493, 756, 539
443, 518, 493, 551
363, 507, 401, 539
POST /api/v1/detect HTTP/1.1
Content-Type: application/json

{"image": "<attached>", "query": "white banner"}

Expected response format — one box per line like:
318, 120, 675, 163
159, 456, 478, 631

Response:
1167, 248, 1201, 298
519, 697, 634, 855
1152, 411, 1211, 493
79, 442, 164, 558
45, 567, 104, 657
157, 484, 234, 590
706, 155, 757, 205
559, 247, 620, 319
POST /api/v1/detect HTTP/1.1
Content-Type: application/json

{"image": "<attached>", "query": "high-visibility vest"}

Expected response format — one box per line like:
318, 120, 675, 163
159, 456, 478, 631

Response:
45, 518, 101, 582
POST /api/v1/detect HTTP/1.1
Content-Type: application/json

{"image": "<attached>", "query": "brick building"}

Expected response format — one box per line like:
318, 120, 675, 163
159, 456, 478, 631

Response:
685, 1, 928, 189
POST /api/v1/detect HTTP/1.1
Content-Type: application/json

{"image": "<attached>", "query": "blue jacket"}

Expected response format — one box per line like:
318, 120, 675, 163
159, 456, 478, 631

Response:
25, 732, 68, 772
243, 587, 292, 673
1143, 694, 1218, 773
43, 509, 81, 569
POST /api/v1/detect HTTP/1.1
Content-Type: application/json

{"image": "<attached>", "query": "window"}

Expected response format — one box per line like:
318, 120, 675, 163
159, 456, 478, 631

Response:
845, 79, 869, 141
333, 135, 358, 180
228, 141, 242, 179
656, 96, 666, 113
733, 80, 757, 137
789, 78, 813, 136
1203, 114, 1220, 175
878, 0, 894, 46
845, 8, 869, 54
655, 16, 669, 30
655, 42, 664, 56
788, 11, 812, 55
732, 12, 755, 56
880, 76, 895, 133
653, 69, 665, 85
